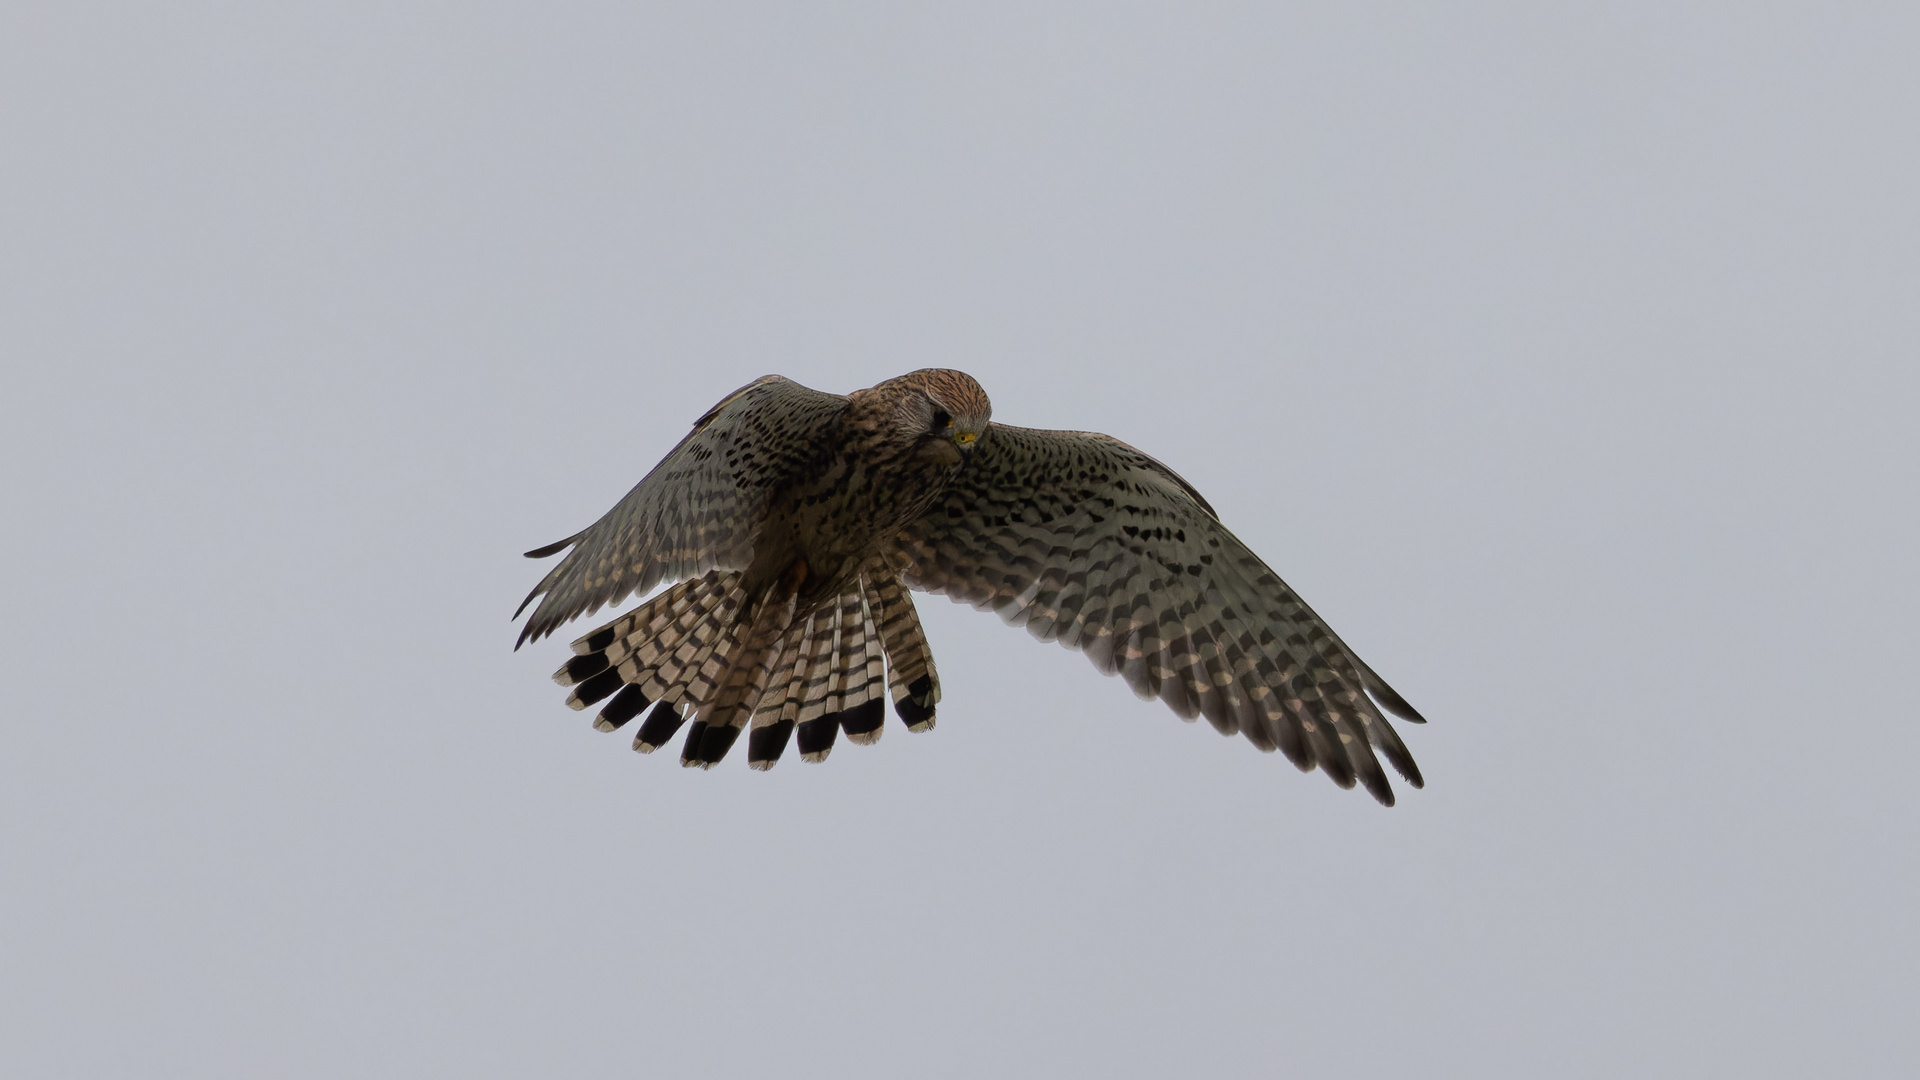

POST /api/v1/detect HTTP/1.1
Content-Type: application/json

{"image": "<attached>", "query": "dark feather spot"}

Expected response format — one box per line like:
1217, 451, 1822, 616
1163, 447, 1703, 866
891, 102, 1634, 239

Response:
696, 723, 742, 765
596, 685, 651, 731
796, 717, 839, 758
571, 667, 624, 707
563, 653, 610, 684
748, 720, 796, 766
895, 693, 935, 729
678, 720, 709, 765
583, 628, 617, 653
636, 701, 689, 751
840, 698, 885, 737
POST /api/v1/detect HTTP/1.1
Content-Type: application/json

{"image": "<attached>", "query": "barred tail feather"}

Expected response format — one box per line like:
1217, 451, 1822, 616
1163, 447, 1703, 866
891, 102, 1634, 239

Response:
634, 700, 690, 753
837, 585, 888, 745
550, 565, 944, 771
865, 563, 940, 732
549, 570, 746, 738
796, 591, 861, 762
747, 608, 830, 770
554, 574, 730, 710
684, 573, 804, 769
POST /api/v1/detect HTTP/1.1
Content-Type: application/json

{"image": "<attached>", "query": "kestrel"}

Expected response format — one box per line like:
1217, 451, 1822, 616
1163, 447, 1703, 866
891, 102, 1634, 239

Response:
516, 370, 1426, 804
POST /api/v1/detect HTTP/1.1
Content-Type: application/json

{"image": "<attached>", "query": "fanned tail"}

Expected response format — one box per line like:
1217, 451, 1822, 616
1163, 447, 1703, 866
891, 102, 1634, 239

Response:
550, 572, 746, 721
549, 562, 943, 771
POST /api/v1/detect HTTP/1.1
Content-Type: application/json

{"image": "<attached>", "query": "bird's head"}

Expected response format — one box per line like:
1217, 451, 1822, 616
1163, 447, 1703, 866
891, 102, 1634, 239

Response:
871, 368, 992, 467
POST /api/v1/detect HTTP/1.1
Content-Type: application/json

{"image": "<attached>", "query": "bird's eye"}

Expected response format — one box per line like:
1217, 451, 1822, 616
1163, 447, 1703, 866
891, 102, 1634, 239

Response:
931, 410, 952, 429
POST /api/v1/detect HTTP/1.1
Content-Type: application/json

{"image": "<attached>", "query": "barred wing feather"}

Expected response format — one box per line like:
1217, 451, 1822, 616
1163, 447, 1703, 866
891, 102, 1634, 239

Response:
887, 423, 1425, 804
515, 376, 846, 646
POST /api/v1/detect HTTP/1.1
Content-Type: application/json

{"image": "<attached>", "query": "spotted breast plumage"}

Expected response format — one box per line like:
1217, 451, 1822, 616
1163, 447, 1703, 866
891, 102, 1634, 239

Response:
515, 369, 1427, 804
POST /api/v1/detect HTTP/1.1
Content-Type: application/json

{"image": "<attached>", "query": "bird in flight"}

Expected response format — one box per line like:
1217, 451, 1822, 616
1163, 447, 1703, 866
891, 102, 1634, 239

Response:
516, 370, 1426, 804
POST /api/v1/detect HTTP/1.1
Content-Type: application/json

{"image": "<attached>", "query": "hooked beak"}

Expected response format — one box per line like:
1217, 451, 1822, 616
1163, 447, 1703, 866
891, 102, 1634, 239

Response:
954, 429, 979, 457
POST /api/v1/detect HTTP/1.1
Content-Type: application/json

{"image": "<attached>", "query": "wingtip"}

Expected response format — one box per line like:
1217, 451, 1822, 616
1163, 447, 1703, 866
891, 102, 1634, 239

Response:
1362, 675, 1427, 725
523, 533, 582, 559
511, 605, 548, 646
1357, 765, 1396, 806
512, 585, 544, 622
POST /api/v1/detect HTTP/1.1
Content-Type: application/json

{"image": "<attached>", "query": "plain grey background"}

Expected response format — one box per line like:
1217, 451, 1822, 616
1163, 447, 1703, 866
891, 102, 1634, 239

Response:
4, 3, 1915, 1077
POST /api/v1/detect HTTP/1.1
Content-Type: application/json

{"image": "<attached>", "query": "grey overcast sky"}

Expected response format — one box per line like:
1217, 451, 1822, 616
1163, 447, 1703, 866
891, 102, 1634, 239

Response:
3, 3, 1915, 1077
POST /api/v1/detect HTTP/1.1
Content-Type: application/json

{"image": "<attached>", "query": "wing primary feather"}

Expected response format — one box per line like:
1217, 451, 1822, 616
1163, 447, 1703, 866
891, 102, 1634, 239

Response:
1321, 648, 1424, 788
512, 376, 845, 647
523, 533, 583, 560
1356, 657, 1427, 724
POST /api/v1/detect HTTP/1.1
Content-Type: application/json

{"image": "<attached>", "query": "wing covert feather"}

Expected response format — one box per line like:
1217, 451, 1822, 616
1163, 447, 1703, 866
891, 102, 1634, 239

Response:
516, 376, 845, 645
887, 423, 1423, 803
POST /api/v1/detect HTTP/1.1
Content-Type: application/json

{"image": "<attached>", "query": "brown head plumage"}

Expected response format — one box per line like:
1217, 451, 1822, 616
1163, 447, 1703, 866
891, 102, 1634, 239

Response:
848, 368, 993, 464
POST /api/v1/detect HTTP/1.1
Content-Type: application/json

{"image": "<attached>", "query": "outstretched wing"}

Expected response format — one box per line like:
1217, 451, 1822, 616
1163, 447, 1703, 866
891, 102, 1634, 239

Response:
516, 376, 846, 646
887, 423, 1426, 804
